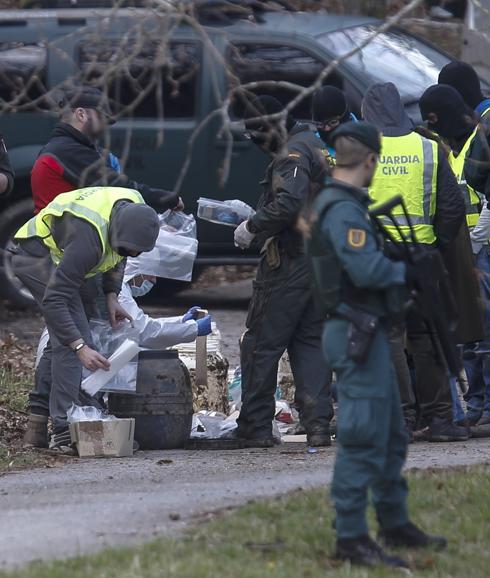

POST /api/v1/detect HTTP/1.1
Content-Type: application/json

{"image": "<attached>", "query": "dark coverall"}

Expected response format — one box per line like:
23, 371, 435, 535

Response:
237, 124, 333, 440
310, 178, 409, 539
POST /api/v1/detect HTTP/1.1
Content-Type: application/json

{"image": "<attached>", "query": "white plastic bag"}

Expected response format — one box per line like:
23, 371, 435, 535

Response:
124, 211, 198, 282
67, 403, 117, 424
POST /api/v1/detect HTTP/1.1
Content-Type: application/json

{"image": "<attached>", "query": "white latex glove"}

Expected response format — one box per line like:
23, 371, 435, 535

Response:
234, 220, 255, 249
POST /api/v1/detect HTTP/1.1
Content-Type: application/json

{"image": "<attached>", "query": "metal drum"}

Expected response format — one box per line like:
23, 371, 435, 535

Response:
108, 349, 193, 450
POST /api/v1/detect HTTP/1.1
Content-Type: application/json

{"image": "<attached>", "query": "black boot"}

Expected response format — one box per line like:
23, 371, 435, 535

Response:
379, 521, 447, 550
335, 535, 409, 568
306, 432, 331, 447
427, 417, 469, 442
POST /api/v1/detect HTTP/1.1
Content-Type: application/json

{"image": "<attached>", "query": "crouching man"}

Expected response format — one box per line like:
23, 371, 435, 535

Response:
13, 186, 159, 451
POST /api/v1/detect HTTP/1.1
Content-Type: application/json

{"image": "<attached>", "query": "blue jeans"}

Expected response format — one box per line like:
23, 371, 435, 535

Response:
463, 247, 490, 418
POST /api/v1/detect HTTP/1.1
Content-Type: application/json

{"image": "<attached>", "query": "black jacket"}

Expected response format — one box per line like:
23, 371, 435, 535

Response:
363, 83, 465, 249
0, 134, 14, 195
464, 114, 490, 200
36, 123, 179, 211
248, 123, 326, 252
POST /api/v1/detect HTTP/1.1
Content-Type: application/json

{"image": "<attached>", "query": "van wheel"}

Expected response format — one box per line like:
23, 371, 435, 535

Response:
0, 198, 36, 309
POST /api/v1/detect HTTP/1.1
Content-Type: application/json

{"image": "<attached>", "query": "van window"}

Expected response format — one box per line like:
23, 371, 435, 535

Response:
228, 43, 338, 120
0, 42, 48, 111
78, 40, 200, 119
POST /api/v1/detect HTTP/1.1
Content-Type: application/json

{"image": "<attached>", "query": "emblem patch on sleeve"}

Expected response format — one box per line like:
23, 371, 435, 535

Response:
347, 228, 366, 248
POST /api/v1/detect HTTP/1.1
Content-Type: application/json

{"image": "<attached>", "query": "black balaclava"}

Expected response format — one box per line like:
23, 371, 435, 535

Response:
109, 201, 159, 256
438, 61, 484, 111
312, 86, 350, 146
243, 95, 295, 154
419, 84, 475, 140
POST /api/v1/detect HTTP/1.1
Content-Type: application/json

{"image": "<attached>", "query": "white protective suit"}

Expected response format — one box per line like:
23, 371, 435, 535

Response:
118, 282, 198, 349
36, 283, 198, 367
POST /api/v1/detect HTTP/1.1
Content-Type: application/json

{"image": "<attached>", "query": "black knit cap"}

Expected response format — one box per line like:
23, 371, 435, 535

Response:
59, 86, 115, 125
312, 86, 350, 123
331, 121, 381, 154
438, 61, 483, 110
419, 84, 474, 139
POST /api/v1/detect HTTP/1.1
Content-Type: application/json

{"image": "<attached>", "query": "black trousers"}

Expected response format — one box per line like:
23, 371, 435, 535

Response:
390, 314, 453, 427
237, 251, 333, 438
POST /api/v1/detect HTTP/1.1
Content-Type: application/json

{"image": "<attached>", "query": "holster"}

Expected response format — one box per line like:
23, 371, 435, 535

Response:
337, 304, 379, 364
262, 237, 281, 270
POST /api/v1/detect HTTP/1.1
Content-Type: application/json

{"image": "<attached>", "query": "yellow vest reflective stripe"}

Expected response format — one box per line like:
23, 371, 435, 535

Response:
369, 133, 438, 244
447, 127, 481, 229
479, 105, 490, 120
15, 186, 144, 277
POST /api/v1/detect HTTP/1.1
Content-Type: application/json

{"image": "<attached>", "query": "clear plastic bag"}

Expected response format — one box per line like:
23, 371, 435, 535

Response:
81, 339, 140, 396
191, 411, 238, 439
102, 361, 138, 393
197, 198, 255, 227
67, 403, 117, 424
228, 366, 242, 409
124, 211, 198, 282
90, 319, 140, 358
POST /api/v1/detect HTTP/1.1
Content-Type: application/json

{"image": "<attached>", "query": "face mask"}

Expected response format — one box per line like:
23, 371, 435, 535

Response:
130, 280, 154, 298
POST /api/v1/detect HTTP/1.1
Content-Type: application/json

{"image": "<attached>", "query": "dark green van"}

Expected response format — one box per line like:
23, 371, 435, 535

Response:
0, 5, 452, 305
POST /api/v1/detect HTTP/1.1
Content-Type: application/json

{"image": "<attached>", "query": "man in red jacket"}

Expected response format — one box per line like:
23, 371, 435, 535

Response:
31, 86, 183, 213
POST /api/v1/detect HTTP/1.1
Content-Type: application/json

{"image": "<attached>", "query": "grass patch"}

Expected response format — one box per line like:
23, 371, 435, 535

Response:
2, 465, 490, 577
0, 445, 43, 472
0, 366, 30, 413
0, 336, 45, 472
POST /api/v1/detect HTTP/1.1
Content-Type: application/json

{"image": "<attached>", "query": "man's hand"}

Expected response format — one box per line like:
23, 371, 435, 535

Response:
173, 197, 185, 211
77, 346, 110, 372
234, 220, 255, 249
106, 292, 133, 329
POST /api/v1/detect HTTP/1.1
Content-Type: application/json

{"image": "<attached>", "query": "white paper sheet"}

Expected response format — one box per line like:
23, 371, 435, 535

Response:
81, 339, 141, 396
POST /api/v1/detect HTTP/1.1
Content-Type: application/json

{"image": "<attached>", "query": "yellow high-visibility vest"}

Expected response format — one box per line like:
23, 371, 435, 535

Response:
448, 127, 482, 229
369, 132, 438, 244
15, 186, 144, 277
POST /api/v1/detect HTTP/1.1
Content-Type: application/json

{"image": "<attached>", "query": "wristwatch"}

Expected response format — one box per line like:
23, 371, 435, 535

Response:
72, 342, 86, 353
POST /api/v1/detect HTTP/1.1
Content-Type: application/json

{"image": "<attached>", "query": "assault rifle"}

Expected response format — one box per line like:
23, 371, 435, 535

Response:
369, 195, 462, 380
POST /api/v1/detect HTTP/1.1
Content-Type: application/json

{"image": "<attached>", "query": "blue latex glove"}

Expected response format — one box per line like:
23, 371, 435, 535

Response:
108, 152, 121, 173
182, 306, 202, 323
196, 315, 212, 337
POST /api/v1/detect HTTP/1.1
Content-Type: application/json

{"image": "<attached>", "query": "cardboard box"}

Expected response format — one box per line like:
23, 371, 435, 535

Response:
69, 418, 135, 458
